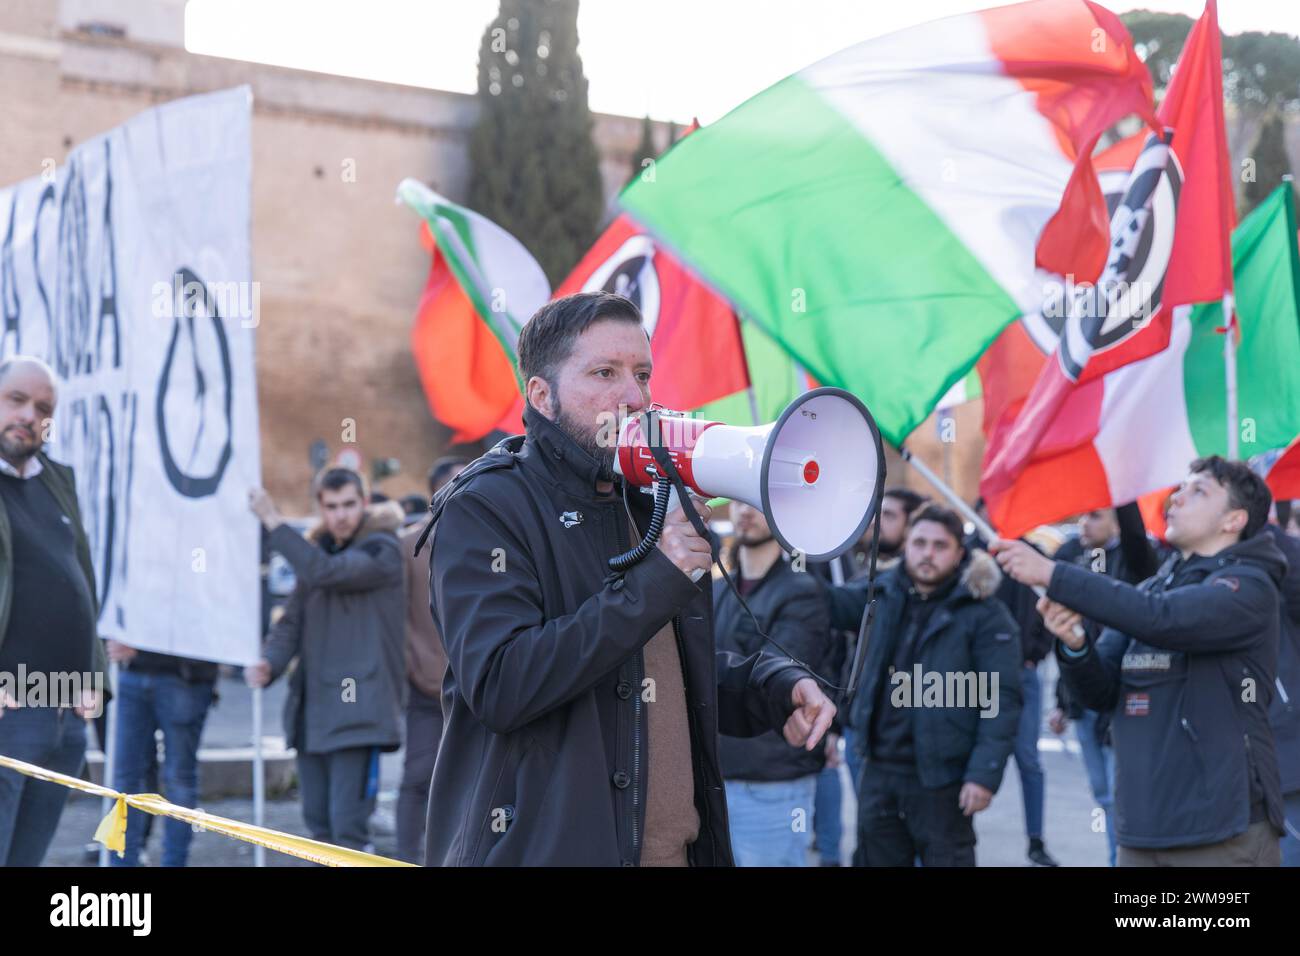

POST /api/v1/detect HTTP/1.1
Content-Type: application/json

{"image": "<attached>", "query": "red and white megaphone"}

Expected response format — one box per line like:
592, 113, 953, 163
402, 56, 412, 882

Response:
612, 387, 885, 561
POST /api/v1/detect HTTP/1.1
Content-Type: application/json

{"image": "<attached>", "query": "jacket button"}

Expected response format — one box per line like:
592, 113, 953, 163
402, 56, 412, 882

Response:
612, 770, 631, 789
621, 859, 635, 867
616, 681, 633, 699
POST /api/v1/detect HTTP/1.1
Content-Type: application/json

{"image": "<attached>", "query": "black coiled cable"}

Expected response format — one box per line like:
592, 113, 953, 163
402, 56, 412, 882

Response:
608, 477, 672, 572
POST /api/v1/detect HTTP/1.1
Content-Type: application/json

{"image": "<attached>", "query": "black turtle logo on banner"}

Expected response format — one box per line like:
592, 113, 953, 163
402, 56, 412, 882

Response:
156, 266, 234, 498
581, 234, 662, 338
1019, 133, 1183, 377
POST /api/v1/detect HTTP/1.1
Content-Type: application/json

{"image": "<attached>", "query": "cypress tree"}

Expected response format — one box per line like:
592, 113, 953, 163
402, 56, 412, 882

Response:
628, 114, 657, 187
1243, 111, 1295, 217
468, 0, 603, 286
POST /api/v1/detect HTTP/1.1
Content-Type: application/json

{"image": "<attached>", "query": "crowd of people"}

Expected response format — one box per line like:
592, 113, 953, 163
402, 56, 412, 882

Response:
2, 289, 1299, 868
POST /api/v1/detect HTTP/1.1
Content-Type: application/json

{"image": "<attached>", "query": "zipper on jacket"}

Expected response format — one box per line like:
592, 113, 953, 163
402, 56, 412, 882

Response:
1180, 717, 1199, 742
631, 648, 644, 861
613, 506, 646, 864
672, 613, 713, 864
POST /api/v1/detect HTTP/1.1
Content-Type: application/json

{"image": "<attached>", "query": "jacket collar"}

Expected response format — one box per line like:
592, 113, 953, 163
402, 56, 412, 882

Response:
522, 401, 617, 498
1172, 528, 1288, 586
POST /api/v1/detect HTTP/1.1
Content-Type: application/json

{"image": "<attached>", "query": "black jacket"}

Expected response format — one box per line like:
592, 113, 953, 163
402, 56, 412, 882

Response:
1263, 525, 1300, 795
422, 405, 810, 866
1050, 530, 1288, 849
1052, 503, 1160, 724
828, 551, 1023, 792
967, 532, 1050, 664
714, 556, 830, 781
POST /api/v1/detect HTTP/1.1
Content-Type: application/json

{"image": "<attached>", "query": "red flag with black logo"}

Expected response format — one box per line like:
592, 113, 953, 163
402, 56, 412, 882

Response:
980, 0, 1234, 525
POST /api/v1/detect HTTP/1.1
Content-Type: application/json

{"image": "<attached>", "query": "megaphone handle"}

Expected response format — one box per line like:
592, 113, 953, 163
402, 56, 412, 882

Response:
665, 485, 708, 582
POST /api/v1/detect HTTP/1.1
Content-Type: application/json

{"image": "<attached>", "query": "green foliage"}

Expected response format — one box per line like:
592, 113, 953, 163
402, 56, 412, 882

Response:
468, 0, 604, 286
1242, 112, 1296, 217
628, 114, 657, 188
1121, 10, 1300, 111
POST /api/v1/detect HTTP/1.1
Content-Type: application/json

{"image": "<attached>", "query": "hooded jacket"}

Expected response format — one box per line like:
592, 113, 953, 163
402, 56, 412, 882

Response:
420, 404, 811, 867
829, 550, 1023, 792
263, 501, 406, 755
1050, 529, 1288, 849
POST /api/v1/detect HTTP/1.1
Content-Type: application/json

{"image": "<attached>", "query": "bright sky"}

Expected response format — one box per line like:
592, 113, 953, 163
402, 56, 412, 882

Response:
184, 0, 1300, 125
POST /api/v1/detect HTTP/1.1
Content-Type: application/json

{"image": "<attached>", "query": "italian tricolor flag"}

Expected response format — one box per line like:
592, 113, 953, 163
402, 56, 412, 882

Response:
398, 179, 550, 444
989, 183, 1300, 536
621, 0, 1155, 446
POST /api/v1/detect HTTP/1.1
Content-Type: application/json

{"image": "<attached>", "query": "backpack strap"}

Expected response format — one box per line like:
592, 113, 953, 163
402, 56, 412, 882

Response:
412, 434, 525, 557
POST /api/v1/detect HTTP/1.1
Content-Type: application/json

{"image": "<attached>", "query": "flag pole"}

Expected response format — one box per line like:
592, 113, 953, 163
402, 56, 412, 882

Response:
900, 446, 1084, 640
1224, 290, 1238, 459
900, 447, 995, 543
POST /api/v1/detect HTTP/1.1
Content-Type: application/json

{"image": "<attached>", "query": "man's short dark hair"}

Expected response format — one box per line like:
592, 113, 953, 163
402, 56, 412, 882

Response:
1189, 455, 1272, 540
400, 493, 429, 516
427, 456, 471, 495
883, 487, 927, 518
516, 292, 645, 385
314, 467, 367, 501
908, 504, 965, 546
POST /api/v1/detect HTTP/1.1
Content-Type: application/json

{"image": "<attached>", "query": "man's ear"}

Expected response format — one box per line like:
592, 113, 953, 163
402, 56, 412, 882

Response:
1223, 508, 1248, 538
526, 375, 555, 420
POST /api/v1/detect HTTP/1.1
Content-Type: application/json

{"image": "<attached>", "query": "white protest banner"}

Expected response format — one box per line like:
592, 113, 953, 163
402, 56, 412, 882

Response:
0, 86, 261, 666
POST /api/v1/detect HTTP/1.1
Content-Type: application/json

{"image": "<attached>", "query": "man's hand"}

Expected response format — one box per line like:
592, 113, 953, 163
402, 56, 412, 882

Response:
249, 487, 284, 532
783, 677, 836, 751
958, 781, 993, 816
989, 539, 1055, 590
74, 689, 102, 719
1036, 597, 1086, 650
655, 497, 713, 580
245, 659, 272, 688
1048, 706, 1068, 736
106, 639, 137, 663
824, 732, 843, 768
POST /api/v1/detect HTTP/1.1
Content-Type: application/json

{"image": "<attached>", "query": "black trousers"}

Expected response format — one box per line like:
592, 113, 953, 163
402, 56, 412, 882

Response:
855, 764, 976, 867
396, 682, 444, 865
296, 747, 376, 852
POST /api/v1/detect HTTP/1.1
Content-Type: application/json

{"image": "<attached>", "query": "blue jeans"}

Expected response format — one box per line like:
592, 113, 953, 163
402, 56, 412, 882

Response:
1282, 792, 1300, 867
1076, 708, 1117, 866
110, 669, 215, 867
725, 776, 818, 867
842, 727, 864, 795
813, 760, 843, 863
0, 706, 88, 866
1013, 663, 1045, 840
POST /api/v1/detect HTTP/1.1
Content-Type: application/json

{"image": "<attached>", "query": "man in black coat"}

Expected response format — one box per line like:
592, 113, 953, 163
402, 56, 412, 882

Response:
1047, 503, 1160, 866
715, 501, 831, 866
829, 504, 1023, 866
994, 457, 1287, 866
421, 292, 835, 866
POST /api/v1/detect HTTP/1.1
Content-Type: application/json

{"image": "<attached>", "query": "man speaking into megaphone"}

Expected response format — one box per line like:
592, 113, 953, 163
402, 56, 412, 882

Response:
417, 291, 834, 867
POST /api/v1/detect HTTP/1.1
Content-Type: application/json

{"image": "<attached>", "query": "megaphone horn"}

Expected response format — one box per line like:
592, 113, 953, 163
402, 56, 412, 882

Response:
613, 387, 885, 562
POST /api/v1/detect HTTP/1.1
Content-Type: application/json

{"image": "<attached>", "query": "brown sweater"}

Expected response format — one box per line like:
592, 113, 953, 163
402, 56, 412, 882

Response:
399, 522, 448, 700
634, 518, 700, 866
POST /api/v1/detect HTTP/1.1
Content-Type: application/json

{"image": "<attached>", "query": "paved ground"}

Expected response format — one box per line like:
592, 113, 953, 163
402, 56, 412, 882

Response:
45, 657, 1112, 867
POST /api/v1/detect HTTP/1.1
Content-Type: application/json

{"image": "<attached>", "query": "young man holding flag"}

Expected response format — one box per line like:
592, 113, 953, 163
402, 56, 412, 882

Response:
992, 457, 1287, 865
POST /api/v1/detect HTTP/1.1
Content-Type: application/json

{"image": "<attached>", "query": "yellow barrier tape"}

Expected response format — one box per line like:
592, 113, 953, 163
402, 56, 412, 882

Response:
0, 753, 414, 867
